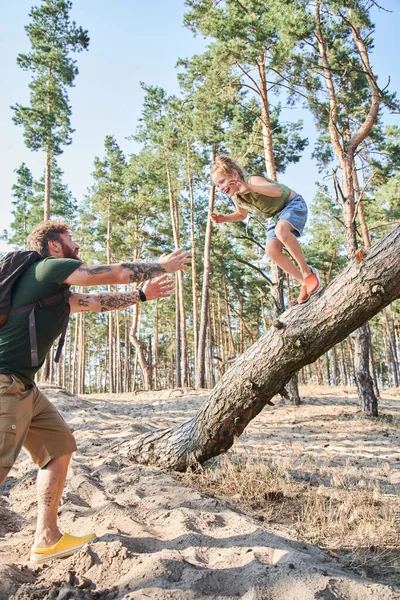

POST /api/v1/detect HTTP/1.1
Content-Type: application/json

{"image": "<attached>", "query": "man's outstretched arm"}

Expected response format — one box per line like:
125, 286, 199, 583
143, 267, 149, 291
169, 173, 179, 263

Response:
69, 275, 174, 313
64, 248, 191, 287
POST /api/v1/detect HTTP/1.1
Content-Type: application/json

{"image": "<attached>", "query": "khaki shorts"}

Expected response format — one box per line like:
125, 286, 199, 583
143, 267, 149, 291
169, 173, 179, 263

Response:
0, 374, 77, 486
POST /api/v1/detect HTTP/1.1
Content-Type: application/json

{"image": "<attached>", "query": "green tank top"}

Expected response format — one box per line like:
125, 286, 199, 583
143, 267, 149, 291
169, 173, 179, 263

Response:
233, 175, 292, 218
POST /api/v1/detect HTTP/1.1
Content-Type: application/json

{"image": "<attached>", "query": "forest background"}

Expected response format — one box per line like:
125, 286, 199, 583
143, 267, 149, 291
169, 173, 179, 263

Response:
1, 0, 399, 401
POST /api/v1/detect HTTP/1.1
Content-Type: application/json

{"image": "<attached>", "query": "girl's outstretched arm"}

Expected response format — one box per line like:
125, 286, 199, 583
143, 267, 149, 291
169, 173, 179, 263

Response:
211, 206, 248, 224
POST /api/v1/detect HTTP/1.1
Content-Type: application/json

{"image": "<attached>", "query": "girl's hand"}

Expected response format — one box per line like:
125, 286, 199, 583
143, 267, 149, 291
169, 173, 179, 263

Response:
211, 212, 227, 224
227, 179, 250, 195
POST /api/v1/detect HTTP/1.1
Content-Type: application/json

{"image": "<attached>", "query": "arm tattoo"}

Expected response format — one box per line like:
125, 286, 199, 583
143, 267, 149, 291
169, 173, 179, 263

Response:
78, 296, 90, 307
77, 265, 113, 275
121, 262, 166, 283
98, 290, 141, 312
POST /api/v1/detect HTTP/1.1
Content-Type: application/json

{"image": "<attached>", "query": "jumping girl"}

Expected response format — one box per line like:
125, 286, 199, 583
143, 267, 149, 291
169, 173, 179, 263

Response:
211, 155, 320, 305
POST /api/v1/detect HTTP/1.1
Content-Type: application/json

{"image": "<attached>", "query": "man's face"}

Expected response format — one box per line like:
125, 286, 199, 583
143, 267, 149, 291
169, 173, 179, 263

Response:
58, 232, 80, 259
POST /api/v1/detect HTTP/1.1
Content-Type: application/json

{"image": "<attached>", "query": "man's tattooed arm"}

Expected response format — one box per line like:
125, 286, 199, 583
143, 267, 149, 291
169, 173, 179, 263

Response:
76, 265, 113, 276
97, 290, 142, 312
120, 262, 165, 283
64, 261, 165, 286
69, 291, 141, 313
64, 248, 190, 287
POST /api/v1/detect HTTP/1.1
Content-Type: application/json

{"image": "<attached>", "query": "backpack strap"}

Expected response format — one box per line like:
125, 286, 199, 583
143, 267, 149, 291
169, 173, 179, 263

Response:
9, 288, 71, 367
54, 297, 71, 364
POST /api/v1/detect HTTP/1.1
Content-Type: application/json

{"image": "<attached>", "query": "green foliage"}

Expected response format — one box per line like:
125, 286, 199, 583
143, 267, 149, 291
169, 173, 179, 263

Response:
3, 160, 77, 248
12, 0, 89, 156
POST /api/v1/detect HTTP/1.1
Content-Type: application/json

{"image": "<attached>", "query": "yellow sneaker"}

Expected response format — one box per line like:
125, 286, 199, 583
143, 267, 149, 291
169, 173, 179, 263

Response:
30, 532, 96, 564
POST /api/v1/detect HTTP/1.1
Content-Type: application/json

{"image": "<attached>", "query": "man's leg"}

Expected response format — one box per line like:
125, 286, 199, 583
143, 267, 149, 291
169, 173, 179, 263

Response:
34, 452, 72, 548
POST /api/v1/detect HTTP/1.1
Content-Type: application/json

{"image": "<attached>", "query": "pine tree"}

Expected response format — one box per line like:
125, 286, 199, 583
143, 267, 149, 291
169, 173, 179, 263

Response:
296, 0, 399, 414
3, 160, 77, 248
12, 0, 89, 220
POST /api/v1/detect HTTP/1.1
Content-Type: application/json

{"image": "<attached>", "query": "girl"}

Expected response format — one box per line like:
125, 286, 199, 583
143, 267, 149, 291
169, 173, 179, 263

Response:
211, 155, 319, 304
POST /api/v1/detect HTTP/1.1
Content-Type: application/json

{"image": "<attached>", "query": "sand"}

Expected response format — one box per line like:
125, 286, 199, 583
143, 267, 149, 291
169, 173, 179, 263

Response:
0, 385, 399, 600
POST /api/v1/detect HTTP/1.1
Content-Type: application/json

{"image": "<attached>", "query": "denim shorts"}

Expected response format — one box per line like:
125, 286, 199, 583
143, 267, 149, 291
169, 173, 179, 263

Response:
266, 194, 308, 240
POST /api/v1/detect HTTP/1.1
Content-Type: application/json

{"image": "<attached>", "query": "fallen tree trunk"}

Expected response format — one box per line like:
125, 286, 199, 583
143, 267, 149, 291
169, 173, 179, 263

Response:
127, 224, 400, 471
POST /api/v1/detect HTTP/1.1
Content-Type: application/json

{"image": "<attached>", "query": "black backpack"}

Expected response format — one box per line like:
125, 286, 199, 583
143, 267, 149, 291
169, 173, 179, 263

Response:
0, 251, 71, 367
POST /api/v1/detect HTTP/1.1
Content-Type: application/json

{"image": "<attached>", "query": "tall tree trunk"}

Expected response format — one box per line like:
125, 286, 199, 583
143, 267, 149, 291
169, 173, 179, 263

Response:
257, 54, 276, 180
314, 0, 380, 414
106, 217, 115, 393
44, 150, 51, 221
154, 303, 159, 389
78, 311, 86, 395
223, 275, 235, 358
206, 302, 215, 388
71, 314, 79, 393
384, 308, 400, 387
196, 147, 217, 388
116, 312, 122, 393
130, 332, 151, 391
129, 303, 151, 391
257, 58, 301, 405
124, 308, 130, 393
187, 141, 199, 376
353, 172, 380, 396
165, 159, 187, 386
340, 342, 348, 386
353, 325, 378, 415
332, 346, 340, 386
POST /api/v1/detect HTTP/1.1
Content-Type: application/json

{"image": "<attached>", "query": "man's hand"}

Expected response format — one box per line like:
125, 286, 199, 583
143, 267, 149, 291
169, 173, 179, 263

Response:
159, 249, 191, 273
142, 275, 174, 301
211, 212, 227, 224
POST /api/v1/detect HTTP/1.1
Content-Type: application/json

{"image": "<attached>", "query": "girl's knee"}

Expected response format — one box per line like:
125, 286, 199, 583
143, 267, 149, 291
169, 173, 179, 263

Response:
275, 221, 293, 242
265, 240, 282, 259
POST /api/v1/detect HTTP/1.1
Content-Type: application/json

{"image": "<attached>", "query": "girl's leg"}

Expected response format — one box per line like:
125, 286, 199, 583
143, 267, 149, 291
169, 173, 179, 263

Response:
265, 238, 304, 283
274, 220, 311, 278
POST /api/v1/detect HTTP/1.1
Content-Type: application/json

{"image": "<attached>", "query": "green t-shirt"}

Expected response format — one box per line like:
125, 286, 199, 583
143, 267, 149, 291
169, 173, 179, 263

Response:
0, 257, 82, 385
233, 175, 292, 218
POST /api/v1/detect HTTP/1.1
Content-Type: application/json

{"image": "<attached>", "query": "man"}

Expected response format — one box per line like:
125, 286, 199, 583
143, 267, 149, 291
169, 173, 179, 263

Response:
0, 220, 191, 563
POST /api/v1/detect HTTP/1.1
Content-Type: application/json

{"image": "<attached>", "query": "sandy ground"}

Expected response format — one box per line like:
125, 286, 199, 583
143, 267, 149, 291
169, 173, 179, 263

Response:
0, 385, 399, 600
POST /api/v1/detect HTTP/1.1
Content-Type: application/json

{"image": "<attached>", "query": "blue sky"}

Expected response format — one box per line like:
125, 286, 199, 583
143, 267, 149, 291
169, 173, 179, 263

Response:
1, 0, 399, 252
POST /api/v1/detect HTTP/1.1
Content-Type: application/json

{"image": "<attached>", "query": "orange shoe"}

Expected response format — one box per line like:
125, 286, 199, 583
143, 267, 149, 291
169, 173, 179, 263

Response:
304, 266, 320, 297
297, 285, 309, 304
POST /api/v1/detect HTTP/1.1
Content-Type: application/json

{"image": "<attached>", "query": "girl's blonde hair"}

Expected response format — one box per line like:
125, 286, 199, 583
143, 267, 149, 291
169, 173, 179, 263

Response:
211, 155, 246, 181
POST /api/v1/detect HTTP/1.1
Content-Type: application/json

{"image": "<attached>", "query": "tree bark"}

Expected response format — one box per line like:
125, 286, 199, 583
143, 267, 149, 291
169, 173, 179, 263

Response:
129, 329, 151, 391
257, 56, 302, 405
314, 0, 380, 413
196, 148, 216, 388
187, 141, 199, 376
44, 151, 51, 221
126, 226, 400, 471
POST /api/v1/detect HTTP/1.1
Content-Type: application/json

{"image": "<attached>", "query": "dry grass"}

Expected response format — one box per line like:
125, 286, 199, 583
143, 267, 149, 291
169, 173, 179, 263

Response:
176, 445, 400, 585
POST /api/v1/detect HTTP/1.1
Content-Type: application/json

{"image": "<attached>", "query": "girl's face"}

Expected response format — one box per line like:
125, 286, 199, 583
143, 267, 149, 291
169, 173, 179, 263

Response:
213, 169, 240, 195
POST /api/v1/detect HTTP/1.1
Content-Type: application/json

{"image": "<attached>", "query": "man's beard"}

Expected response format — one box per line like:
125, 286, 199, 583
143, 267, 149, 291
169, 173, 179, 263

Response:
60, 241, 80, 260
